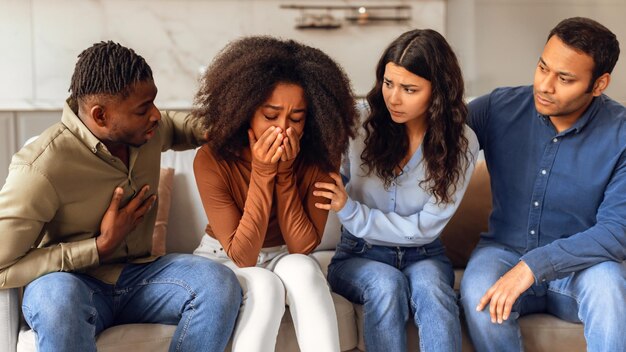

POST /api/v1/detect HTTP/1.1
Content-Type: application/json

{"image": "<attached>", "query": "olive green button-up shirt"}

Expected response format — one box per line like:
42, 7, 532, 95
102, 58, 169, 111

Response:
0, 102, 202, 288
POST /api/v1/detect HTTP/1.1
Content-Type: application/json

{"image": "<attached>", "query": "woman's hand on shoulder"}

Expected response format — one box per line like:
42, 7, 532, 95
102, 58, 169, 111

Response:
248, 127, 283, 165
314, 172, 348, 212
280, 127, 301, 162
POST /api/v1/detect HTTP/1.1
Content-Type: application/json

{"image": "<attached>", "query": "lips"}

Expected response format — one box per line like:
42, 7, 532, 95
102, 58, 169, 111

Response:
388, 108, 404, 117
145, 123, 158, 138
535, 93, 554, 105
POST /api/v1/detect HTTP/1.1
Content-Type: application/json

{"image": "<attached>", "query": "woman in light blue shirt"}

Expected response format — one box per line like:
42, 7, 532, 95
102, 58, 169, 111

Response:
314, 29, 479, 352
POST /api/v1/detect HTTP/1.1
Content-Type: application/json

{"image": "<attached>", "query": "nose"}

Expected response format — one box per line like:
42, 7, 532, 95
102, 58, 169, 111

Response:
538, 73, 556, 94
387, 87, 401, 106
149, 104, 161, 122
275, 115, 289, 132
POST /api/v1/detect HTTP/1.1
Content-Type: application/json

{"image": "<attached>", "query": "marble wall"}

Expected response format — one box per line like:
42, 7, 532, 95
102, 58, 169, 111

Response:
0, 0, 446, 110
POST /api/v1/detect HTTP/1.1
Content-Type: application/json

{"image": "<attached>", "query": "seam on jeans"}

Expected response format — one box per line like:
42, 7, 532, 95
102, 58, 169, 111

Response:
175, 296, 195, 352
126, 279, 197, 297
124, 279, 197, 351
411, 309, 426, 352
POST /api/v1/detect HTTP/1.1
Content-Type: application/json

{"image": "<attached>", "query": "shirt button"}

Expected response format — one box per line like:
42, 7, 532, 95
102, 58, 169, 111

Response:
552, 138, 558, 143
541, 169, 547, 175
534, 201, 539, 207
530, 230, 536, 235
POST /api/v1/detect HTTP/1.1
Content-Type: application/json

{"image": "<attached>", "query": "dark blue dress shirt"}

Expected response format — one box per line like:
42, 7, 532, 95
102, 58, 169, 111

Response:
468, 85, 626, 282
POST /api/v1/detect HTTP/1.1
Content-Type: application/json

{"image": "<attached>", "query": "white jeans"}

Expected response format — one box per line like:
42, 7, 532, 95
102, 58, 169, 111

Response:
194, 234, 340, 352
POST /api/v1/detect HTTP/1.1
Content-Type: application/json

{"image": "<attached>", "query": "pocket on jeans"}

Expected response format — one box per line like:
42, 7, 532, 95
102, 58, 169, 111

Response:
337, 235, 368, 255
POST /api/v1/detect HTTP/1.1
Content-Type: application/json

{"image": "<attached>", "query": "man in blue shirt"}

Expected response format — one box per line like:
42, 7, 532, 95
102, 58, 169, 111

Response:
461, 17, 626, 351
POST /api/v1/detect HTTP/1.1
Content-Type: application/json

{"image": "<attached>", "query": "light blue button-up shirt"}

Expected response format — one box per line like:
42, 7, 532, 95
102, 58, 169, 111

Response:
337, 111, 479, 247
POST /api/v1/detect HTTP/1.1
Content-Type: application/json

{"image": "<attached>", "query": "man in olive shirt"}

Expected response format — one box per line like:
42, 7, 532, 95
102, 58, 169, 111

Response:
0, 41, 241, 351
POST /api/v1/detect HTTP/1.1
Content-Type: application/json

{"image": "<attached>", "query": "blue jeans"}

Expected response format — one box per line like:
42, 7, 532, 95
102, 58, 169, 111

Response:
460, 242, 626, 352
22, 253, 242, 352
327, 232, 461, 352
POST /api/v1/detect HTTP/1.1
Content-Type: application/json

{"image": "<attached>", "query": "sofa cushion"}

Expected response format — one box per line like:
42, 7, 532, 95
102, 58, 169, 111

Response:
18, 324, 176, 352
440, 160, 491, 268
152, 167, 175, 256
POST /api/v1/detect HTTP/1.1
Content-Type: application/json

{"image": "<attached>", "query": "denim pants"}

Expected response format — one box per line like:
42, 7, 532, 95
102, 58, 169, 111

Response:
460, 242, 626, 352
327, 231, 461, 352
22, 253, 242, 352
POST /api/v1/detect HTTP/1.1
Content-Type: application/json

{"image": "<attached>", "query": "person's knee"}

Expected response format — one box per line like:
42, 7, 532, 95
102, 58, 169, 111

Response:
237, 267, 285, 310
23, 273, 94, 327
460, 249, 513, 310
579, 261, 626, 313
273, 254, 325, 288
365, 269, 408, 301
179, 255, 242, 308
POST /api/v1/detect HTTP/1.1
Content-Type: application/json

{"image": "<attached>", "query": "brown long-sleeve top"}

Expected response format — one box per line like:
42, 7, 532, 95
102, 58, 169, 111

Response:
193, 144, 333, 267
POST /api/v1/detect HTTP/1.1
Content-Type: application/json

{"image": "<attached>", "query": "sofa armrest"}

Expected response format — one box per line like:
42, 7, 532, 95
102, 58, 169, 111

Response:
0, 288, 20, 352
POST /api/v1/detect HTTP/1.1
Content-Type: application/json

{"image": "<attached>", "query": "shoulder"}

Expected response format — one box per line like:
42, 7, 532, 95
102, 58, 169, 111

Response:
470, 85, 533, 110
597, 96, 626, 147
11, 123, 85, 179
194, 144, 232, 174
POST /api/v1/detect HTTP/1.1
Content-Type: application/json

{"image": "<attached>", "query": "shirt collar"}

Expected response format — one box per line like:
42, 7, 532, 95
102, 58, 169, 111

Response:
61, 99, 103, 154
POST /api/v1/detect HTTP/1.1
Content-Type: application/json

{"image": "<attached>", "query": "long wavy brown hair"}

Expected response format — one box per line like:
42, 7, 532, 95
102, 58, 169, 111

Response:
362, 29, 470, 204
193, 36, 358, 172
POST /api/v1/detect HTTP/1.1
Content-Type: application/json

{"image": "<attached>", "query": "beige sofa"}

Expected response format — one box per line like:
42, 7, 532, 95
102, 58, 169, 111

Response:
0, 148, 586, 352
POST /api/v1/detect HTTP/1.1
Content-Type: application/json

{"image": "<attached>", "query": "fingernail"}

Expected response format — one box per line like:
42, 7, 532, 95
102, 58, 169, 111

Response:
491, 318, 496, 323
475, 306, 480, 311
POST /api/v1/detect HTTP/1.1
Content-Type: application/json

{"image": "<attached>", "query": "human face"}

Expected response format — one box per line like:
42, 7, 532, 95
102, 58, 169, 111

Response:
533, 35, 597, 123
103, 80, 160, 148
382, 62, 432, 132
250, 83, 307, 139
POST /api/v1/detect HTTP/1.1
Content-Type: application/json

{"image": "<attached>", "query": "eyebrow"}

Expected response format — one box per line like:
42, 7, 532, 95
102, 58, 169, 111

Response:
383, 77, 418, 88
539, 57, 576, 78
263, 104, 306, 113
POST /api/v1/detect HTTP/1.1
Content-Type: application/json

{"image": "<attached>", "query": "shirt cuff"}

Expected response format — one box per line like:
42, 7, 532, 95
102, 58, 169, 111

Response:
521, 246, 557, 283
251, 159, 278, 177
337, 197, 358, 222
61, 238, 100, 271
276, 159, 296, 183
277, 158, 295, 173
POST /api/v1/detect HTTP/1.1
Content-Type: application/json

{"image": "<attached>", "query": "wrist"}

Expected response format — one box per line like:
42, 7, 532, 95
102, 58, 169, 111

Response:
252, 158, 278, 176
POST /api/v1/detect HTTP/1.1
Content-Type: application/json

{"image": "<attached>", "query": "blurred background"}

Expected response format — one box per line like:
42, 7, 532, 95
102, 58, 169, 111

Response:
1, 0, 625, 186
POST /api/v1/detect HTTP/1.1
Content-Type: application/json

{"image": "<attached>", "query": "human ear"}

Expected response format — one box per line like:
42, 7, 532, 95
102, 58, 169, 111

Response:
90, 105, 107, 127
591, 73, 611, 97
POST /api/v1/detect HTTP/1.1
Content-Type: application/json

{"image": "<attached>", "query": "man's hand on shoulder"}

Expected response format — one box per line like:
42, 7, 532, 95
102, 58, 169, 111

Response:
96, 185, 156, 261
476, 260, 535, 324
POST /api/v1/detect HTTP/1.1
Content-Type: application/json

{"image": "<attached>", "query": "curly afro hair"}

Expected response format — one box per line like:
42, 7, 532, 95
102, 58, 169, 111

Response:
193, 36, 358, 172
